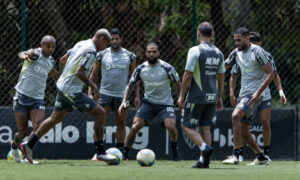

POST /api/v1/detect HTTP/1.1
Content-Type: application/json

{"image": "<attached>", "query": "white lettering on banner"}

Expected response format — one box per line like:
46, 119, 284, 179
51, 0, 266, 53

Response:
213, 127, 263, 147
86, 122, 149, 150
0, 126, 12, 143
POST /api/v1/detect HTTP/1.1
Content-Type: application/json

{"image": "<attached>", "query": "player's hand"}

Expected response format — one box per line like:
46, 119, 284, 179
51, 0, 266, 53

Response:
20, 54, 32, 62
230, 95, 237, 108
118, 102, 127, 114
279, 90, 287, 104
216, 98, 223, 111
248, 91, 260, 109
177, 95, 184, 108
134, 97, 141, 109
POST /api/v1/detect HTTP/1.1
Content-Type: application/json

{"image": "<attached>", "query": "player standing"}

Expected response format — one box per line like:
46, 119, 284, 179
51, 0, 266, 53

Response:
89, 28, 139, 159
20, 29, 116, 164
11, 35, 59, 163
178, 22, 225, 168
119, 42, 181, 161
223, 27, 273, 165
223, 31, 287, 163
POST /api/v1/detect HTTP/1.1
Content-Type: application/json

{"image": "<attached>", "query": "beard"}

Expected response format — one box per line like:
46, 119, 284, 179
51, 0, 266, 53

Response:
147, 57, 158, 64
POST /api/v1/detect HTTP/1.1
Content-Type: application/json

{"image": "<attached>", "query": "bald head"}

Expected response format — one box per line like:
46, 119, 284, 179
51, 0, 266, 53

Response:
93, 28, 111, 51
41, 35, 56, 45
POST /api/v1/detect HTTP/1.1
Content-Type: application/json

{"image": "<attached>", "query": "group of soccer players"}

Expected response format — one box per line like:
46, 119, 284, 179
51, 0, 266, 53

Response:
10, 21, 286, 168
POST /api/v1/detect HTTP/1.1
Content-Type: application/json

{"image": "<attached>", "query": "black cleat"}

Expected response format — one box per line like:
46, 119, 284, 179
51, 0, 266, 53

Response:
192, 161, 205, 168
202, 146, 213, 168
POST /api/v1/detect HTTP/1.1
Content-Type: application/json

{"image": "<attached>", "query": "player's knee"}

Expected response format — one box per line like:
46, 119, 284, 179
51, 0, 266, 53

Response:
232, 113, 240, 122
261, 119, 270, 128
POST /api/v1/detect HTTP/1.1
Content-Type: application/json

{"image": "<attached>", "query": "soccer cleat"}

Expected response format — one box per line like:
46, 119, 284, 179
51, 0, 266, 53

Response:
11, 142, 21, 163
265, 155, 272, 162
20, 142, 33, 164
222, 155, 239, 165
97, 154, 117, 163
91, 154, 98, 161
247, 157, 268, 166
202, 146, 213, 168
21, 159, 39, 164
192, 161, 204, 168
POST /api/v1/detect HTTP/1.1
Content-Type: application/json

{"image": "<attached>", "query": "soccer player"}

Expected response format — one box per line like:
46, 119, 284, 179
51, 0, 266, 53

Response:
222, 27, 273, 165
20, 29, 116, 164
11, 35, 59, 163
119, 42, 181, 161
88, 28, 139, 159
178, 22, 225, 168
223, 31, 287, 163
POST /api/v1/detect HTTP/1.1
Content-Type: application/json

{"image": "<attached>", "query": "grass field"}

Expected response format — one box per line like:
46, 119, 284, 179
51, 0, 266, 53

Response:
1, 160, 300, 180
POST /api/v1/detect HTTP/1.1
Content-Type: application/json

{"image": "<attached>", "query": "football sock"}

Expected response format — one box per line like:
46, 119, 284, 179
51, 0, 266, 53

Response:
116, 143, 124, 153
123, 147, 130, 159
263, 146, 270, 155
233, 149, 240, 159
27, 134, 39, 149
199, 142, 207, 152
238, 147, 243, 156
94, 141, 105, 155
199, 156, 204, 163
171, 141, 178, 151
256, 153, 266, 161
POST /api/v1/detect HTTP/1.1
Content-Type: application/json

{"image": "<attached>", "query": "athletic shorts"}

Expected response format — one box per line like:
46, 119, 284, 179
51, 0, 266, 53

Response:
257, 99, 272, 112
135, 99, 176, 125
13, 92, 45, 114
237, 94, 262, 123
54, 90, 96, 112
98, 93, 124, 111
181, 103, 216, 128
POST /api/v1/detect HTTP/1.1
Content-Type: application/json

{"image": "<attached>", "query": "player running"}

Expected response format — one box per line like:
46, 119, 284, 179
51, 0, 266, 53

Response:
178, 22, 225, 168
223, 27, 273, 165
223, 31, 287, 164
11, 35, 59, 163
119, 42, 181, 161
20, 29, 116, 164
89, 28, 139, 159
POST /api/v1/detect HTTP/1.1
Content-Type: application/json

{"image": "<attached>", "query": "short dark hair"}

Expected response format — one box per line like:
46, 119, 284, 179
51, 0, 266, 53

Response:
110, 28, 122, 37
234, 27, 249, 37
197, 22, 213, 37
146, 41, 159, 51
249, 31, 262, 42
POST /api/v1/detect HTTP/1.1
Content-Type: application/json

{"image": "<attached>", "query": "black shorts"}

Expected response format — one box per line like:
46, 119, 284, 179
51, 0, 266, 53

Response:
237, 94, 263, 123
13, 92, 45, 114
54, 90, 96, 112
181, 103, 216, 128
98, 93, 123, 111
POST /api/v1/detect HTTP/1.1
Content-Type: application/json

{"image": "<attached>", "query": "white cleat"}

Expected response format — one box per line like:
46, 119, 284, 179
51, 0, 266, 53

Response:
247, 158, 269, 166
91, 154, 98, 161
21, 159, 39, 164
97, 154, 117, 163
265, 155, 272, 162
222, 155, 239, 165
20, 142, 33, 164
11, 148, 22, 163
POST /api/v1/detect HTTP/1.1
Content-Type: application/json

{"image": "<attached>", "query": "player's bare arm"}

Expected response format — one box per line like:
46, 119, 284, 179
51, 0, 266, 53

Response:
273, 72, 287, 104
50, 68, 60, 82
178, 70, 192, 107
248, 62, 274, 108
88, 60, 101, 100
217, 73, 225, 111
59, 53, 68, 74
229, 74, 237, 107
18, 49, 35, 62
130, 58, 141, 108
119, 82, 135, 113
76, 65, 99, 101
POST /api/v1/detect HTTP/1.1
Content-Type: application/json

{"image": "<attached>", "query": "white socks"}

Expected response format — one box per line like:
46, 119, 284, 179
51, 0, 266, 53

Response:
199, 142, 207, 151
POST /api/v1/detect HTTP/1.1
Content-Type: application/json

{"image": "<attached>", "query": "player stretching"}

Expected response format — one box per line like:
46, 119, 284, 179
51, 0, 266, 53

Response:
11, 35, 59, 163
223, 31, 287, 164
223, 27, 273, 165
119, 42, 181, 161
20, 29, 116, 164
89, 28, 139, 159
178, 22, 225, 168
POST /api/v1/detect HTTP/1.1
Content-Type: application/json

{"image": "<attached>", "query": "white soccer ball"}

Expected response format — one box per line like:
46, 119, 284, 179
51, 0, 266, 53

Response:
7, 149, 23, 160
136, 149, 155, 167
106, 147, 123, 165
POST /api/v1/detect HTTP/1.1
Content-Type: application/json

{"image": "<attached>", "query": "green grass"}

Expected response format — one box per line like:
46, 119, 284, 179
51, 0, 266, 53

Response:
1, 160, 300, 180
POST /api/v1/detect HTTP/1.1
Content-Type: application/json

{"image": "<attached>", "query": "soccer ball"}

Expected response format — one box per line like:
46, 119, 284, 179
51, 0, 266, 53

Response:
136, 149, 155, 167
7, 149, 24, 160
106, 148, 123, 165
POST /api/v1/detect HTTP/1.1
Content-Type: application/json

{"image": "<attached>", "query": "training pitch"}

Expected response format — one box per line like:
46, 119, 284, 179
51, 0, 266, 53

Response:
1, 160, 300, 180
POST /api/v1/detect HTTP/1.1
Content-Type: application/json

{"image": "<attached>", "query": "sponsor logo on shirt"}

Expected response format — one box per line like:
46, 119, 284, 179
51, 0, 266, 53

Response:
143, 81, 165, 87
105, 64, 128, 70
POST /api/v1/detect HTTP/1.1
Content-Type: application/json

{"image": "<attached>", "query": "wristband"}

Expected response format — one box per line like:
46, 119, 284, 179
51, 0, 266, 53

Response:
279, 90, 285, 97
